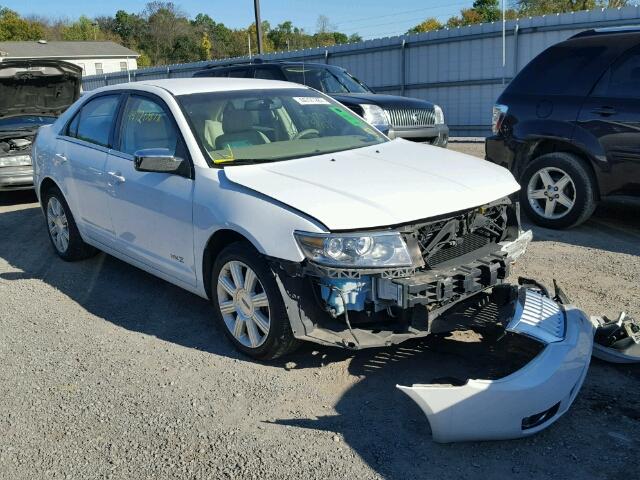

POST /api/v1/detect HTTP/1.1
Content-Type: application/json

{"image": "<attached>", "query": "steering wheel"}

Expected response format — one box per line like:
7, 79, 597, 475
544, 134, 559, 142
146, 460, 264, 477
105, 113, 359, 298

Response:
293, 129, 320, 140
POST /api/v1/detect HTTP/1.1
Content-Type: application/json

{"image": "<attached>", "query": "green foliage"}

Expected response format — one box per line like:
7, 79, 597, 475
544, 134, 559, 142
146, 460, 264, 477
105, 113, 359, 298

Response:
406, 18, 443, 34
61, 16, 99, 41
0, 7, 44, 40
410, 0, 614, 33
8, 0, 627, 68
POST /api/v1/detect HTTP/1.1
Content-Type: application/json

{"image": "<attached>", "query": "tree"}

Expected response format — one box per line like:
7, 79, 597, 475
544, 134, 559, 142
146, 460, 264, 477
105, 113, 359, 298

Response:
316, 15, 334, 34
110, 10, 145, 48
407, 18, 443, 34
472, 0, 501, 22
141, 2, 192, 65
348, 33, 362, 43
199, 32, 212, 60
516, 0, 599, 15
0, 7, 44, 40
446, 8, 484, 28
61, 16, 98, 40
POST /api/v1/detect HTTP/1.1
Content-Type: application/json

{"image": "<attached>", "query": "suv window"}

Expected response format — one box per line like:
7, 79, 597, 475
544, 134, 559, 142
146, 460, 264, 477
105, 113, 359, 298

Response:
67, 94, 120, 147
254, 67, 284, 80
118, 96, 178, 156
507, 42, 609, 96
229, 68, 251, 78
282, 65, 370, 94
593, 45, 640, 99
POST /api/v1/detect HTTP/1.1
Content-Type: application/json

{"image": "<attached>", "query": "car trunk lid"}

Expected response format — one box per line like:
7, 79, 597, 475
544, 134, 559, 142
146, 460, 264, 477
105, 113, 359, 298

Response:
0, 60, 82, 119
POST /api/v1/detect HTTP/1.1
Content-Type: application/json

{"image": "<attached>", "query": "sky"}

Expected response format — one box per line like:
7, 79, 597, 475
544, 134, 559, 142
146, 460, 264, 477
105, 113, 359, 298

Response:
3, 0, 476, 40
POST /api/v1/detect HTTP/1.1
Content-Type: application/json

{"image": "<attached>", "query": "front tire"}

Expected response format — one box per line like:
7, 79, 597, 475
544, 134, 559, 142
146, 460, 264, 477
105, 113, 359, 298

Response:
43, 186, 98, 261
520, 152, 597, 229
210, 242, 299, 360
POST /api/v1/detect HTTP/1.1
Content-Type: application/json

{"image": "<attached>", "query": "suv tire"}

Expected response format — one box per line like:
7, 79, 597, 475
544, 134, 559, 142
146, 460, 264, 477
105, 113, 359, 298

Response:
43, 186, 98, 261
520, 152, 597, 229
211, 241, 299, 360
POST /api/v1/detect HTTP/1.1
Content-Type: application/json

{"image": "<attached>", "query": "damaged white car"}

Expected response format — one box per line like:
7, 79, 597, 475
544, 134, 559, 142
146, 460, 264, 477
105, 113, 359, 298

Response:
32, 78, 639, 442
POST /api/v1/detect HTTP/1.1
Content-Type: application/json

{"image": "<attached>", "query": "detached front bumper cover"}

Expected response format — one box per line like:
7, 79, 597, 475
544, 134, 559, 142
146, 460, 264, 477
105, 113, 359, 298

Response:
397, 287, 595, 443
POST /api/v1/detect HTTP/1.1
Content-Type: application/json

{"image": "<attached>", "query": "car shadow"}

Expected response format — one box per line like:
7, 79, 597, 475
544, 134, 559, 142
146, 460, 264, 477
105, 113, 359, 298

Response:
0, 194, 638, 479
0, 202, 245, 361
0, 190, 38, 206
524, 196, 640, 257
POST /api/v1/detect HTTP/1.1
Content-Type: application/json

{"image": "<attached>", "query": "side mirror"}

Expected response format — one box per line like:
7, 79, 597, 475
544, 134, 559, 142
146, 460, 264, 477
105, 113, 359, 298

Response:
133, 148, 185, 175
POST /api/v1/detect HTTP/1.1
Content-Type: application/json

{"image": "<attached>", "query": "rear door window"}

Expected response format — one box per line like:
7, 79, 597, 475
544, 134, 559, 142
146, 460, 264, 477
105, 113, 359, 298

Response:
592, 45, 640, 99
507, 42, 609, 96
67, 94, 120, 147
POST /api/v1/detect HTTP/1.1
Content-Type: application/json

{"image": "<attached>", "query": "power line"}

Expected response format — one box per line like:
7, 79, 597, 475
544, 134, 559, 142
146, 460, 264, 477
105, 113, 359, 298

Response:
331, 1, 472, 28
298, 1, 471, 36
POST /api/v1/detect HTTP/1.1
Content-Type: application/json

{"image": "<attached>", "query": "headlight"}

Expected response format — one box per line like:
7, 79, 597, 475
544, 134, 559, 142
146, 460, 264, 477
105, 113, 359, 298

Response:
434, 105, 445, 124
294, 231, 413, 268
360, 104, 390, 127
0, 154, 31, 167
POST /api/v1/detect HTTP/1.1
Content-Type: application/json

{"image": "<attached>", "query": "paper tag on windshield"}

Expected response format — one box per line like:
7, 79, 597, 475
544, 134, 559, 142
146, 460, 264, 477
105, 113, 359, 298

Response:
293, 97, 330, 105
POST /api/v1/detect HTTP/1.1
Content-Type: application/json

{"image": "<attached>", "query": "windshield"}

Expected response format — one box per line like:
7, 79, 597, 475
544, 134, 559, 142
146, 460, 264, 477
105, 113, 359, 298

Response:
282, 66, 371, 94
0, 115, 56, 130
178, 88, 387, 166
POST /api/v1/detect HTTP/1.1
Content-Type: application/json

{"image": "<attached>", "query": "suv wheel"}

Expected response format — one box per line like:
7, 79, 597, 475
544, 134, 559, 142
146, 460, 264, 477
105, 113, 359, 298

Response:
211, 242, 299, 360
520, 152, 597, 229
44, 186, 98, 261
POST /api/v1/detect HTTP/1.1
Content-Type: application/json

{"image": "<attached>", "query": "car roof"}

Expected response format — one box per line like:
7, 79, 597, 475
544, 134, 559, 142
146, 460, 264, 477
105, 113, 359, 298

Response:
89, 77, 309, 96
571, 26, 640, 39
206, 60, 336, 70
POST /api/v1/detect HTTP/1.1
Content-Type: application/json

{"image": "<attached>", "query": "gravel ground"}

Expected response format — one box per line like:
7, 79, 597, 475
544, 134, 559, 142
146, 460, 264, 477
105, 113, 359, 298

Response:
1, 143, 639, 479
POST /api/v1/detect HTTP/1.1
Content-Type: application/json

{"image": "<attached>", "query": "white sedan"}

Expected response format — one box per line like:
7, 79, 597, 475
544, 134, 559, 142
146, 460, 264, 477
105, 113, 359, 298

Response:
31, 77, 602, 441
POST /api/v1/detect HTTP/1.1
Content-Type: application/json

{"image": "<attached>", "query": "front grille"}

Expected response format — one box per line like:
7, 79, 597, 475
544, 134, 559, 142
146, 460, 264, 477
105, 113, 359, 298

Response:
412, 205, 509, 269
507, 289, 566, 343
426, 232, 491, 267
385, 108, 435, 127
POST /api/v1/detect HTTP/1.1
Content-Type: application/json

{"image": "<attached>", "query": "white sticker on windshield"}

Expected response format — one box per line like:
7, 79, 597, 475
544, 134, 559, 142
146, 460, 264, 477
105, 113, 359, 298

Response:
293, 97, 330, 105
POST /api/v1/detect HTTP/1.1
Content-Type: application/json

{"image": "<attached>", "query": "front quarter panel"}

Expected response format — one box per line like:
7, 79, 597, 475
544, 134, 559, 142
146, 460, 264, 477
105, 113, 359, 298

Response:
192, 166, 326, 294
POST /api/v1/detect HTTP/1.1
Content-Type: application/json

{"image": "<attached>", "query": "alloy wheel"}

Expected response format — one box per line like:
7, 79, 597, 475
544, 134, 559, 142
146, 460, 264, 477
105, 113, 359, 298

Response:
47, 197, 70, 253
527, 167, 576, 220
216, 260, 270, 348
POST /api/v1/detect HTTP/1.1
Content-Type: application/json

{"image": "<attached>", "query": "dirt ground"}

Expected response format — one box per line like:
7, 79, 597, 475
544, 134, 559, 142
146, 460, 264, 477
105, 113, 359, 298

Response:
1, 142, 639, 479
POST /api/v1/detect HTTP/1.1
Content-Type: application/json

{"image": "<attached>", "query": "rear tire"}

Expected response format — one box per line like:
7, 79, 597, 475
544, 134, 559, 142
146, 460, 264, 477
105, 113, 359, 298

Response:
210, 241, 299, 360
43, 186, 98, 261
519, 152, 597, 229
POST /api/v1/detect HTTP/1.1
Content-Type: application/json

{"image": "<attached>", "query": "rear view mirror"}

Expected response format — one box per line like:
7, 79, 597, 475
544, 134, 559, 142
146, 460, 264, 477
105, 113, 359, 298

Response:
244, 97, 283, 110
134, 148, 186, 175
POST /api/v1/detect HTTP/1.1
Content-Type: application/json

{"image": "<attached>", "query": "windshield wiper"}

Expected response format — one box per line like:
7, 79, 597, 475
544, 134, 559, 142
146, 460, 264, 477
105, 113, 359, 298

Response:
212, 158, 264, 167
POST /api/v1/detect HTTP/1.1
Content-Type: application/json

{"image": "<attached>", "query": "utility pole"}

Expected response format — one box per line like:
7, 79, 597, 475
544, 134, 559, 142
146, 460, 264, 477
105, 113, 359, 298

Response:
501, 0, 506, 85
254, 0, 264, 55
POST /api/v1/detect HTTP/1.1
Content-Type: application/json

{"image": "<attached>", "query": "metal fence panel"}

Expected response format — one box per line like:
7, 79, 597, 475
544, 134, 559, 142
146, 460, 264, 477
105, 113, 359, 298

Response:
82, 6, 640, 136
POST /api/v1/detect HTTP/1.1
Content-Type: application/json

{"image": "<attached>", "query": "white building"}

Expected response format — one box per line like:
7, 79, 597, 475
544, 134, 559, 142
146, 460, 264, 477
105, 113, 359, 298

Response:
0, 40, 140, 76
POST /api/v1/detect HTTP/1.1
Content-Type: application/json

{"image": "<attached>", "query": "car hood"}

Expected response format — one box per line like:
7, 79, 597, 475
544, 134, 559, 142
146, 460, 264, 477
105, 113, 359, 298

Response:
0, 60, 82, 119
222, 139, 520, 230
329, 92, 434, 109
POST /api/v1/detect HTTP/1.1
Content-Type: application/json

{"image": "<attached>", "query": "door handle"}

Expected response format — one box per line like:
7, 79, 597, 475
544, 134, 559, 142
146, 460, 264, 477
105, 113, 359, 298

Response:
107, 171, 126, 184
591, 106, 617, 116
54, 153, 67, 164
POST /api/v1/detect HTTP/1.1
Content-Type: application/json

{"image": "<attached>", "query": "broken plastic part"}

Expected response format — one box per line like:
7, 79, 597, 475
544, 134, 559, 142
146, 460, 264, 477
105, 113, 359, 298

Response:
499, 229, 532, 263
397, 289, 594, 443
592, 313, 640, 363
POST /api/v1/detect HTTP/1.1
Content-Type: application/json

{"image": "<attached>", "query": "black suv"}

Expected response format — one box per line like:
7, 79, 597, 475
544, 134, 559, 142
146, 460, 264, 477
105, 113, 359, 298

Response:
193, 60, 449, 146
486, 27, 640, 228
